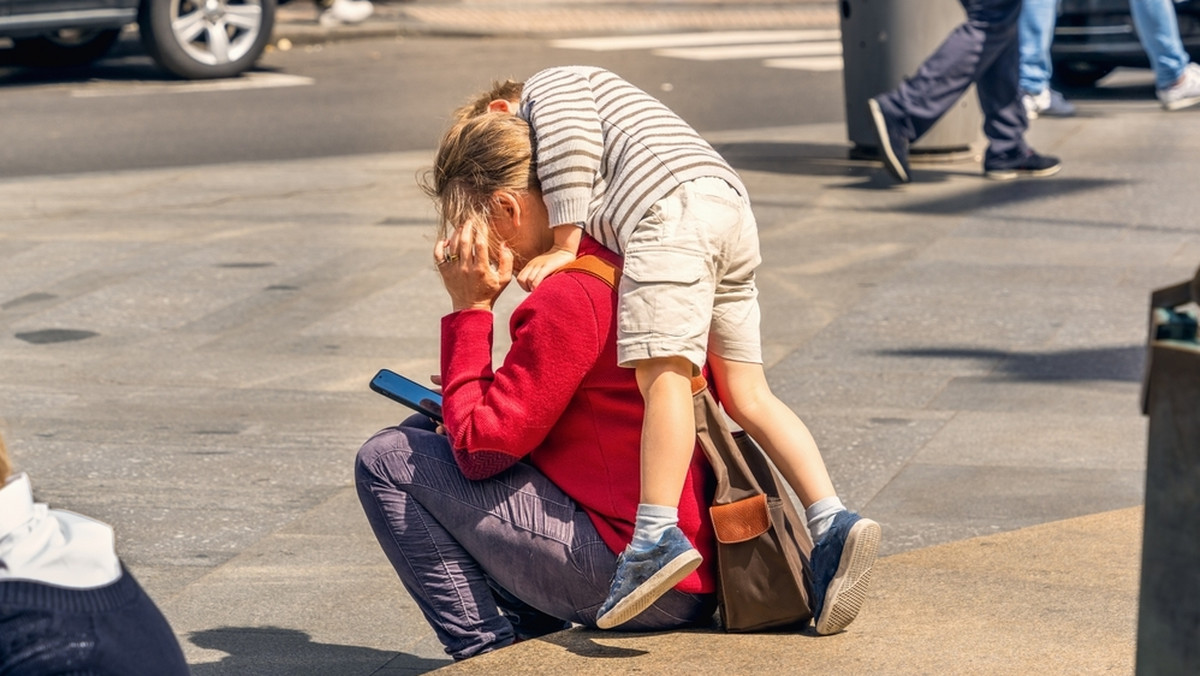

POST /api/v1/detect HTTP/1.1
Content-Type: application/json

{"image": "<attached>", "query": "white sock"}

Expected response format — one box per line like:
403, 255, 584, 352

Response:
629, 503, 678, 552
805, 496, 845, 543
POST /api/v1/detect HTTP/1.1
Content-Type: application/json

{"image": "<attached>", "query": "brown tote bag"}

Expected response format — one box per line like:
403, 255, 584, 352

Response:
691, 380, 814, 632
554, 255, 814, 632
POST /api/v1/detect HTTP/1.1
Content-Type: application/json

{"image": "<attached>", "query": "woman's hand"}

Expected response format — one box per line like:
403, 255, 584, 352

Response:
429, 375, 447, 435
434, 219, 514, 312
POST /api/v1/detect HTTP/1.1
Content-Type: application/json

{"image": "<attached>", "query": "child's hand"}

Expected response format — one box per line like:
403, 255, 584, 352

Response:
516, 247, 576, 292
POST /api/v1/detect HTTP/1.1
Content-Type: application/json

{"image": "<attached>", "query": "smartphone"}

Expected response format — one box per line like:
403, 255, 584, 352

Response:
370, 369, 444, 423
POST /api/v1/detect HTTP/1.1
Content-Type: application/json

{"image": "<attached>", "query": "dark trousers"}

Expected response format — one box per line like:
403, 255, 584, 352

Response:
355, 415, 715, 661
0, 567, 189, 675
875, 0, 1029, 162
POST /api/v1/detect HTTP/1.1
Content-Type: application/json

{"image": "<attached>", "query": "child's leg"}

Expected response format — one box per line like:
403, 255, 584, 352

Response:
600, 177, 739, 628
633, 355, 696, 512
707, 354, 845, 540
595, 355, 703, 630
707, 353, 880, 635
706, 355, 835, 509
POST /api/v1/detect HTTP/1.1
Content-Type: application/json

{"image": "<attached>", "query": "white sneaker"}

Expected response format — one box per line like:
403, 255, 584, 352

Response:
319, 0, 373, 26
1157, 62, 1200, 111
1023, 88, 1076, 119
1022, 89, 1050, 119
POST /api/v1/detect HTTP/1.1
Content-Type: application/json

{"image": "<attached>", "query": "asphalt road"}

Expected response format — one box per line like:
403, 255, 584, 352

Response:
0, 32, 845, 178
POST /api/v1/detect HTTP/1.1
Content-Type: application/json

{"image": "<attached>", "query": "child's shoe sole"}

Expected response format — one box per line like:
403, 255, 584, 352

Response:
595, 549, 702, 629
815, 518, 881, 635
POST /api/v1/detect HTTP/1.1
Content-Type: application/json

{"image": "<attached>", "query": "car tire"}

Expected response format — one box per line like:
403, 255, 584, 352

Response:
138, 0, 276, 79
1052, 61, 1115, 88
9, 28, 121, 68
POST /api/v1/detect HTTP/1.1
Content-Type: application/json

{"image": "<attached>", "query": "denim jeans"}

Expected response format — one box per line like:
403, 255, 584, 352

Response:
1019, 0, 1060, 94
1130, 0, 1190, 88
355, 415, 716, 660
875, 0, 1028, 163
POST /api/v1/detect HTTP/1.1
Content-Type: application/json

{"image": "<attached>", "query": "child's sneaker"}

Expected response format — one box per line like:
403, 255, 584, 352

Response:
809, 511, 880, 635
595, 526, 702, 629
1158, 62, 1200, 111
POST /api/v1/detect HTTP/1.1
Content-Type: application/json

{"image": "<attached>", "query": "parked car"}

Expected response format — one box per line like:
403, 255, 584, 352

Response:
1052, 0, 1200, 86
0, 0, 286, 79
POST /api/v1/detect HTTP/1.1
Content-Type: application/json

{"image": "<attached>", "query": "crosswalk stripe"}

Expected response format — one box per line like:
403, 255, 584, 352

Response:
70, 72, 315, 98
765, 56, 845, 71
656, 41, 841, 61
552, 29, 840, 52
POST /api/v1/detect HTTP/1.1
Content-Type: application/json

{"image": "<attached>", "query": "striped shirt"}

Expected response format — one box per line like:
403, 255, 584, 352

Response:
519, 66, 747, 254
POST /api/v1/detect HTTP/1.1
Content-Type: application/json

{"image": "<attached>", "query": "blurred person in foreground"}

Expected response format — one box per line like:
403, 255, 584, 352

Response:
0, 433, 188, 674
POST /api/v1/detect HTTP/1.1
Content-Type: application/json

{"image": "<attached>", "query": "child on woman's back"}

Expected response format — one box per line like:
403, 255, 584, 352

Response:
441, 66, 880, 634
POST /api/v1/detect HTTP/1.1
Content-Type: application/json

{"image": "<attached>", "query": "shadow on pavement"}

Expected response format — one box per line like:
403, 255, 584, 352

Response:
714, 142, 1133, 211
1059, 80, 1157, 102
714, 141, 876, 179
0, 34, 166, 85
886, 176, 1130, 215
0, 34, 290, 87
187, 627, 450, 676
532, 628, 658, 659
0, 60, 164, 87
881, 344, 1145, 382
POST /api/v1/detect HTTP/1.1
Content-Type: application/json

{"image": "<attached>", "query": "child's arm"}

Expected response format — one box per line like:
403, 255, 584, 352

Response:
515, 224, 582, 292
522, 69, 602, 236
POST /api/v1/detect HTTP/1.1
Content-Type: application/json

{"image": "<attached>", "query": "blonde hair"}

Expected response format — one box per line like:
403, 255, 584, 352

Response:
0, 433, 9, 484
452, 79, 525, 122
421, 111, 539, 240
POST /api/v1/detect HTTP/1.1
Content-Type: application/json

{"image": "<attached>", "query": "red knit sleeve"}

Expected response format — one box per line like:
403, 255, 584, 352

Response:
440, 273, 605, 480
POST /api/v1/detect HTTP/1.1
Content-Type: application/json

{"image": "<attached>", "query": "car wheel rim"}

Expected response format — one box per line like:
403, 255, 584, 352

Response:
170, 0, 262, 66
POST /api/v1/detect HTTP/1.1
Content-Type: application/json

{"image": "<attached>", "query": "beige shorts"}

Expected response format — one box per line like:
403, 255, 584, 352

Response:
616, 176, 763, 370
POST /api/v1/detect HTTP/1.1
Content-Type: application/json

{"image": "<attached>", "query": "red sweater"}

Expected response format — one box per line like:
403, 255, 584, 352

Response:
439, 238, 716, 594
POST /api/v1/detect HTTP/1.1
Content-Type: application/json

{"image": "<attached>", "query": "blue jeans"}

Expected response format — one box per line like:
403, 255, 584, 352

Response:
355, 415, 716, 660
1019, 0, 1059, 94
1130, 0, 1191, 88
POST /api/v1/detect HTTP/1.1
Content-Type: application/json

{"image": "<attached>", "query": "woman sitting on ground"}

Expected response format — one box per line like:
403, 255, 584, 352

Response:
354, 112, 719, 660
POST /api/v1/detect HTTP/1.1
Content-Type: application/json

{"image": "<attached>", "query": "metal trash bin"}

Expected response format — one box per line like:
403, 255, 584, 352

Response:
1137, 267, 1200, 676
839, 0, 984, 160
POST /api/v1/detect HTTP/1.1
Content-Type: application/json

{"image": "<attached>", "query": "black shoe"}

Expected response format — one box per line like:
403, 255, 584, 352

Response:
868, 97, 910, 183
984, 149, 1062, 180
